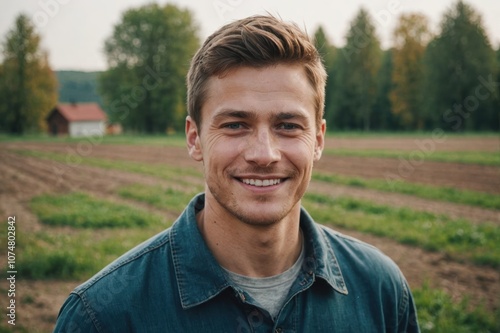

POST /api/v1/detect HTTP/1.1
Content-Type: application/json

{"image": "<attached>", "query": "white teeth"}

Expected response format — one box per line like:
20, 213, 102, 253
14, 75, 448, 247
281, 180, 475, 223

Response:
242, 179, 281, 187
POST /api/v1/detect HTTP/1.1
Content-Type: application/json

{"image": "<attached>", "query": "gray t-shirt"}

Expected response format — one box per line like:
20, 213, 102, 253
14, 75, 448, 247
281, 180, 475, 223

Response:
223, 244, 305, 319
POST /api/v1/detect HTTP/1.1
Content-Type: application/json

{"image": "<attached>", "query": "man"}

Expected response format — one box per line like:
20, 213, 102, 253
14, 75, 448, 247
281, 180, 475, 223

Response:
54, 15, 419, 332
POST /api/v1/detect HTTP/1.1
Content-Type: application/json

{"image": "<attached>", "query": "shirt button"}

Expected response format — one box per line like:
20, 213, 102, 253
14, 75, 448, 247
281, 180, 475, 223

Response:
275, 328, 283, 333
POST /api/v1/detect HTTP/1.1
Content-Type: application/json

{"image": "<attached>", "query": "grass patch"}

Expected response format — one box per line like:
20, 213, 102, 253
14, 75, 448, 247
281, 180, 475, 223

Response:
0, 133, 187, 146
413, 283, 498, 333
304, 194, 500, 267
324, 148, 500, 166
30, 192, 161, 228
17, 227, 167, 280
95, 134, 187, 146
312, 173, 500, 210
117, 184, 200, 212
19, 190, 172, 280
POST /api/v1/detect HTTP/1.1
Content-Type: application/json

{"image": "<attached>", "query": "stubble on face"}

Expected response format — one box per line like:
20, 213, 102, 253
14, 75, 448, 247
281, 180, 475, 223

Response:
191, 64, 324, 229
206, 165, 302, 227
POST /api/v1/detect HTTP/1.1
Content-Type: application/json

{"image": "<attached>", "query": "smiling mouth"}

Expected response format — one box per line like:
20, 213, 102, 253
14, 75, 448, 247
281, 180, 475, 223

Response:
240, 178, 282, 187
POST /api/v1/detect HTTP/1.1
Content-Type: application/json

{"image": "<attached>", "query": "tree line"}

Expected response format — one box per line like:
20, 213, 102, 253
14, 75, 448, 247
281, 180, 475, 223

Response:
0, 1, 498, 134
318, 1, 499, 132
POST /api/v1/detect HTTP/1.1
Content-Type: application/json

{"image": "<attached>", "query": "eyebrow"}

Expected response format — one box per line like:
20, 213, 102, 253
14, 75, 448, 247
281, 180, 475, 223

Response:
213, 110, 256, 122
213, 109, 309, 123
275, 111, 309, 122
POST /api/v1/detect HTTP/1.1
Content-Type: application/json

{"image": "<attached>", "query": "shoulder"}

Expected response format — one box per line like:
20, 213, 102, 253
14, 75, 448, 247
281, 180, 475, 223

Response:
316, 224, 410, 302
319, 224, 401, 276
76, 227, 173, 295
319, 225, 415, 318
319, 225, 417, 323
55, 227, 176, 331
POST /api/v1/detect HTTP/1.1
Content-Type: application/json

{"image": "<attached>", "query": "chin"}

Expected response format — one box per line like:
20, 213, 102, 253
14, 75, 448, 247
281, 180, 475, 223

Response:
236, 214, 283, 227
231, 204, 293, 227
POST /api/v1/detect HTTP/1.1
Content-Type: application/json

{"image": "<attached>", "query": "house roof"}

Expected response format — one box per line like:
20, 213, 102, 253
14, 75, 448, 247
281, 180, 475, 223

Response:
53, 103, 107, 122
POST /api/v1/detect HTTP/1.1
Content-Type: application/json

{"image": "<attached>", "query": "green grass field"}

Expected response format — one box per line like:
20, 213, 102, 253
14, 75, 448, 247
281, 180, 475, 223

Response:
30, 192, 161, 228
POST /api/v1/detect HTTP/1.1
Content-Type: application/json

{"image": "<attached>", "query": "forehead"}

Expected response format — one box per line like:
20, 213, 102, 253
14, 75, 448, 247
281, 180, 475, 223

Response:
202, 64, 315, 121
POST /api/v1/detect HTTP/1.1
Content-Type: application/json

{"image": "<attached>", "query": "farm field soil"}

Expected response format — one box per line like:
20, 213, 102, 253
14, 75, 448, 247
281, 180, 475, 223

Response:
308, 180, 499, 225
323, 136, 500, 152
6, 141, 500, 194
0, 140, 499, 332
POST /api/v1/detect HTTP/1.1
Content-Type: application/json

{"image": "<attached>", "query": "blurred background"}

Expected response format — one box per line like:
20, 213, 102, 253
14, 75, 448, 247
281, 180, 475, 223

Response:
1, 0, 499, 134
1, 1, 499, 333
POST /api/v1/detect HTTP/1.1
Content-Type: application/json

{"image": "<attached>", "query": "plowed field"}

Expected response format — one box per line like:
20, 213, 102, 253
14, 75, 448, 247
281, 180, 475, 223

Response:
0, 136, 498, 332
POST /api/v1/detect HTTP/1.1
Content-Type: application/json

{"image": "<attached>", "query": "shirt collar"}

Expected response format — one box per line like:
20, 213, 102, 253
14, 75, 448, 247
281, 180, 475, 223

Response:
299, 208, 348, 295
170, 194, 348, 309
170, 194, 231, 309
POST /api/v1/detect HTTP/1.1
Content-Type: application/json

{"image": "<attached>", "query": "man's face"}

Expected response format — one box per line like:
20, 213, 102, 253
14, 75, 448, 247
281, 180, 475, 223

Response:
186, 64, 325, 226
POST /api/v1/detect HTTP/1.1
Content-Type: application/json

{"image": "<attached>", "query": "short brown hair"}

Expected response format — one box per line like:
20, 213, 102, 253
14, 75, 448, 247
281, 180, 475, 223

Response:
186, 15, 326, 129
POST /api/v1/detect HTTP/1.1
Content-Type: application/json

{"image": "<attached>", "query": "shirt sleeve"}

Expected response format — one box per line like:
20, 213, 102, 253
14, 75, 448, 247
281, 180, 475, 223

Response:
53, 293, 100, 333
397, 280, 421, 333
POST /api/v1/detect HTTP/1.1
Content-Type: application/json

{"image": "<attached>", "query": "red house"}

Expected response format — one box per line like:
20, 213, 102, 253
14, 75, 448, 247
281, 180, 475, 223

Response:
47, 103, 107, 137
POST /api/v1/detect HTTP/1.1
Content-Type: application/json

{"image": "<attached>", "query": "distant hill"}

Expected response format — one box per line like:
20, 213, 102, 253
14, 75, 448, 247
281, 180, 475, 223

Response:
56, 70, 104, 106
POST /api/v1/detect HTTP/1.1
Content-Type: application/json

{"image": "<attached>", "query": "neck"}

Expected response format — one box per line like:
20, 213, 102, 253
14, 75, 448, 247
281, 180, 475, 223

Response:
196, 203, 303, 278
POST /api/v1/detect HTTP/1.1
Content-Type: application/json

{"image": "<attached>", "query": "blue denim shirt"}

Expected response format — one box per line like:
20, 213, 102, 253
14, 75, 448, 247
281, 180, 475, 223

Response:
54, 194, 420, 332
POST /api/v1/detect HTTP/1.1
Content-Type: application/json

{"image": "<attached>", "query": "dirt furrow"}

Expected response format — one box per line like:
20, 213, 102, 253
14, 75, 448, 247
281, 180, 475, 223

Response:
323, 136, 500, 152
308, 181, 500, 225
0, 150, 61, 195
315, 154, 500, 195
7, 141, 499, 194
1, 149, 199, 223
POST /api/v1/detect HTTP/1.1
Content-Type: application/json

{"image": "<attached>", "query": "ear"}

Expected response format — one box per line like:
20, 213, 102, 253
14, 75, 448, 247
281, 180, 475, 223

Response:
314, 119, 326, 161
186, 116, 203, 162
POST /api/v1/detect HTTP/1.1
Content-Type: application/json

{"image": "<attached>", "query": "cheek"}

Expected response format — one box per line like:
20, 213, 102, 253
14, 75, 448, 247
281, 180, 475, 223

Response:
203, 135, 243, 168
284, 138, 316, 162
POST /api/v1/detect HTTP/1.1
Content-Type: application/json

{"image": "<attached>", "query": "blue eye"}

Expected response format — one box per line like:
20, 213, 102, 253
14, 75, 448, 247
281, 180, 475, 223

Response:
279, 123, 299, 130
224, 123, 242, 129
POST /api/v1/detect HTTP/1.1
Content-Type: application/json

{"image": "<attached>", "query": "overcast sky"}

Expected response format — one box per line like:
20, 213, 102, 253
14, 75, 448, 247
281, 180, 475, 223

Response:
2, 0, 499, 71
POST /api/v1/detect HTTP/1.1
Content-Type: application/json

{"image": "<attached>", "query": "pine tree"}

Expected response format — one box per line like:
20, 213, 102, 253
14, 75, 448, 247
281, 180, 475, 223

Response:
372, 49, 396, 130
313, 26, 337, 130
422, 0, 496, 131
333, 8, 381, 131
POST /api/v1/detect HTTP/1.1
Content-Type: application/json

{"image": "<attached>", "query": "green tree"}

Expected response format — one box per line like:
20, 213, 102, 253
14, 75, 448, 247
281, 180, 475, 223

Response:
372, 49, 396, 130
332, 8, 381, 130
494, 46, 500, 131
390, 13, 431, 130
422, 0, 496, 131
100, 4, 199, 133
313, 26, 337, 130
0, 14, 58, 134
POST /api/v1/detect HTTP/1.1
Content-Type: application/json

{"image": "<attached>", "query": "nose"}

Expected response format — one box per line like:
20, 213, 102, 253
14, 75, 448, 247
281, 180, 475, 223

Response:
244, 128, 281, 167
